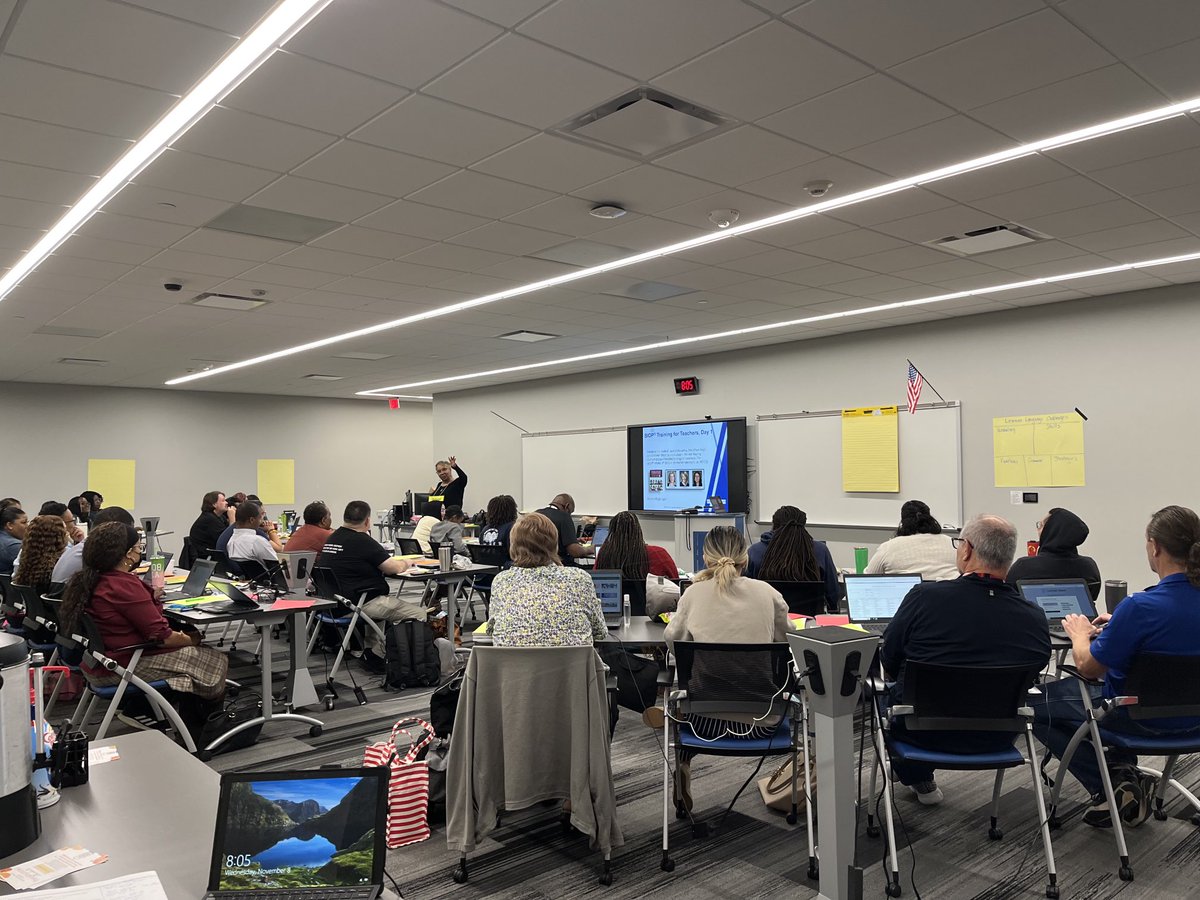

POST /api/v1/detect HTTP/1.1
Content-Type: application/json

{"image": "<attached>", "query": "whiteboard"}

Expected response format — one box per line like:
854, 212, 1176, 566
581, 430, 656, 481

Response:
521, 429, 627, 516
756, 403, 963, 529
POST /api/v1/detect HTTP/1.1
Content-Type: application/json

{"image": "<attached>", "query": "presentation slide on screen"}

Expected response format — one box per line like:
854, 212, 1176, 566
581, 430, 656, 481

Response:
640, 421, 730, 512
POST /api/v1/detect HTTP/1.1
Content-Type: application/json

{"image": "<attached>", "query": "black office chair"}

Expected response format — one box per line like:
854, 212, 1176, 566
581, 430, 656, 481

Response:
396, 537, 423, 556
235, 558, 288, 591
179, 536, 199, 570
203, 549, 242, 579
429, 540, 442, 558
765, 580, 827, 617
306, 566, 387, 706
464, 543, 509, 621
868, 661, 1058, 899
625, 578, 648, 618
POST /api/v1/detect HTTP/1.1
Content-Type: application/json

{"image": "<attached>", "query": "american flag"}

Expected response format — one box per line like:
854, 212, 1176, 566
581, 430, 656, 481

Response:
907, 362, 923, 414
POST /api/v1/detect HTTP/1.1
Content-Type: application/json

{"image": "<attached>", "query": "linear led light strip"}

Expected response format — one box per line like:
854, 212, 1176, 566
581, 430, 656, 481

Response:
163, 95, 1200, 386
358, 249, 1200, 394
0, 0, 335, 303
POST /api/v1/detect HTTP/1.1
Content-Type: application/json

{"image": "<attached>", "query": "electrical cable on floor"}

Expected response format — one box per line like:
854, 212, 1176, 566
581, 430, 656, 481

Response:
384, 868, 404, 898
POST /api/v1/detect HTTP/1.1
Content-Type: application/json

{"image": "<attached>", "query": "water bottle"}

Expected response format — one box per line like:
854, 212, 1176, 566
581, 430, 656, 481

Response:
622, 593, 631, 627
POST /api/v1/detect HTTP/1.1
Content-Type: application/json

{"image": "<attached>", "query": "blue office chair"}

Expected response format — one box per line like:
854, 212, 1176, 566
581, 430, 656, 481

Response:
658, 642, 808, 874
869, 661, 1058, 899
1047, 654, 1200, 882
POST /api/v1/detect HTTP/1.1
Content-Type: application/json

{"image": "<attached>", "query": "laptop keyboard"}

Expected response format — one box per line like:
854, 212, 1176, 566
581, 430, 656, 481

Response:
206, 889, 377, 900
859, 622, 889, 635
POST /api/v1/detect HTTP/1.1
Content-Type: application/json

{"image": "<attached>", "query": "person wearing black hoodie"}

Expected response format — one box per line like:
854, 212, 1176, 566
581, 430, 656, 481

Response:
1006, 507, 1101, 600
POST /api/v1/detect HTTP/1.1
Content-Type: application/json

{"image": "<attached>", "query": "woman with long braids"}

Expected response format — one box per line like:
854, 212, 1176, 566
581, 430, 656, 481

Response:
657, 526, 789, 810
596, 511, 678, 582
59, 522, 227, 736
749, 505, 839, 608
14, 514, 68, 595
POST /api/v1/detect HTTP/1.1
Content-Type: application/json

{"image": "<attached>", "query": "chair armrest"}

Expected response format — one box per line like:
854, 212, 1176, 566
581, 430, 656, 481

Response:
656, 667, 675, 688
864, 675, 888, 695
1057, 664, 1103, 686
667, 689, 688, 706
110, 639, 163, 655
890, 704, 914, 717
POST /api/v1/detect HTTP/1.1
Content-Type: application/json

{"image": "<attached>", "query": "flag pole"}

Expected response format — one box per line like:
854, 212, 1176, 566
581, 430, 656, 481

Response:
907, 359, 946, 404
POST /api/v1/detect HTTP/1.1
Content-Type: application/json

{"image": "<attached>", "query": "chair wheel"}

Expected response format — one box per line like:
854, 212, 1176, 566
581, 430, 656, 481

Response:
598, 872, 613, 886
324, 697, 335, 711
885, 881, 903, 897
309, 725, 322, 737
1046, 886, 1060, 899
660, 858, 675, 873
675, 803, 687, 820
1118, 865, 1134, 882
988, 826, 1003, 841
866, 824, 881, 838
806, 863, 818, 881
1153, 808, 1168, 821
452, 866, 468, 884
198, 749, 213, 762
1192, 812, 1200, 827
786, 812, 798, 825
1047, 815, 1061, 831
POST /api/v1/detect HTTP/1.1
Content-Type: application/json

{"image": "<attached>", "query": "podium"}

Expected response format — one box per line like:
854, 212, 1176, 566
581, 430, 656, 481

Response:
672, 513, 745, 573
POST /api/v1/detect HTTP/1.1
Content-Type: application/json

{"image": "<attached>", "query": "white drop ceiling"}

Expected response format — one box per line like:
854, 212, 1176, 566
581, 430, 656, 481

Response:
2, 0, 1200, 397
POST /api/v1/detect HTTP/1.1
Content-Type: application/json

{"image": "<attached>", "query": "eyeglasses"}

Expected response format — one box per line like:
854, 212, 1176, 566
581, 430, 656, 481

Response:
951, 537, 969, 549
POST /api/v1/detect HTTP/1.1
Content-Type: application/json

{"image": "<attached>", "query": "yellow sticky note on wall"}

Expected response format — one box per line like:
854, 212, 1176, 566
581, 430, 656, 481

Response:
87, 459, 135, 510
257, 459, 295, 505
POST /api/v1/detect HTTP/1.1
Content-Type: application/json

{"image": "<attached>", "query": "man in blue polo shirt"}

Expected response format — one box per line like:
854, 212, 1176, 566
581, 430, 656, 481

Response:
1033, 505, 1200, 828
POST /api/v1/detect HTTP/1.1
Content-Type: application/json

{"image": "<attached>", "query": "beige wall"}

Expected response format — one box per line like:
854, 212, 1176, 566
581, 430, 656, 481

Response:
0, 383, 432, 554
433, 282, 1200, 588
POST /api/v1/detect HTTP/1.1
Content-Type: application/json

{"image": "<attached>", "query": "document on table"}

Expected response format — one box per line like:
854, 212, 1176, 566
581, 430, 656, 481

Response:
0, 847, 107, 890
6, 871, 168, 898
841, 406, 900, 492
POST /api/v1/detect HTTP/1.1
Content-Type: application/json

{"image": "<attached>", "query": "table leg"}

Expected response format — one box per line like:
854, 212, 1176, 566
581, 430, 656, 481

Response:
286, 611, 319, 709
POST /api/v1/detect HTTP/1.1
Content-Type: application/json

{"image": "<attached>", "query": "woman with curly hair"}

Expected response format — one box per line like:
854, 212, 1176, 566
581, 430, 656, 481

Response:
14, 514, 68, 595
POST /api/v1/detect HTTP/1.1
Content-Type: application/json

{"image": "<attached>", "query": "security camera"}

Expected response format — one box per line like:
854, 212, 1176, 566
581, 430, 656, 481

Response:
804, 180, 833, 198
708, 208, 740, 229
163, 282, 183, 292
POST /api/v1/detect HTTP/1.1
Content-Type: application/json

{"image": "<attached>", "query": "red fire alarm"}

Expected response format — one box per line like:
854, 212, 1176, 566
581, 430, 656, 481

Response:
388, 398, 400, 409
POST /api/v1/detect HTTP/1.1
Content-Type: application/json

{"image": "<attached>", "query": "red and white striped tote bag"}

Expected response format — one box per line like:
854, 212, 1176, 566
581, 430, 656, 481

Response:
363, 716, 435, 848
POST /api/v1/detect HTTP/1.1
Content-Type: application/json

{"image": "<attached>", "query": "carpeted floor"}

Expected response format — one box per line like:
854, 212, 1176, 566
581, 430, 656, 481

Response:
111, 635, 1200, 900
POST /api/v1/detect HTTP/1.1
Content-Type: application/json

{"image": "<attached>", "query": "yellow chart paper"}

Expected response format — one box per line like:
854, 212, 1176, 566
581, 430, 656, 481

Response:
257, 458, 295, 505
992, 413, 1085, 487
87, 459, 136, 509
842, 406, 899, 492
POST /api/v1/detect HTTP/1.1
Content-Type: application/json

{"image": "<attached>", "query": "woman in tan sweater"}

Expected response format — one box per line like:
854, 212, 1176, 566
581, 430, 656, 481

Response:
661, 526, 790, 809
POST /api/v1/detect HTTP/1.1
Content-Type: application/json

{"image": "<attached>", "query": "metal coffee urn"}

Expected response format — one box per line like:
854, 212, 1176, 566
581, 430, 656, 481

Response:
0, 632, 39, 856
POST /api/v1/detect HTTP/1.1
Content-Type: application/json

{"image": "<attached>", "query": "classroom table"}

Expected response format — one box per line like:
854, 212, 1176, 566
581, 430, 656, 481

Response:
602, 618, 668, 647
164, 586, 336, 756
391, 562, 499, 622
0, 732, 216, 897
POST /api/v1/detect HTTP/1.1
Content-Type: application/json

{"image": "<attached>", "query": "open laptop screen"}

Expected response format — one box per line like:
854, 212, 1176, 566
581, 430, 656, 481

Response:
589, 569, 623, 617
845, 574, 922, 623
591, 525, 610, 550
1017, 579, 1097, 623
209, 768, 387, 893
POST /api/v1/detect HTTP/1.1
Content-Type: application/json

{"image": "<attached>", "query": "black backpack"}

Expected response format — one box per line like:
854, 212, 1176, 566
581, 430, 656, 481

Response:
384, 620, 440, 690
429, 666, 465, 737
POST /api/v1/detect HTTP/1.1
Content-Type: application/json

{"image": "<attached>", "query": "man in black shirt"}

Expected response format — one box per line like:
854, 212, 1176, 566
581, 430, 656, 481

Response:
318, 500, 430, 659
536, 493, 594, 565
430, 456, 467, 510
880, 514, 1050, 805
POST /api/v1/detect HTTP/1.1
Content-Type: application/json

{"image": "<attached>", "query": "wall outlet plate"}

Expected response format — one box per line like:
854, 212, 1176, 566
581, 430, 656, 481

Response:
1010, 491, 1023, 505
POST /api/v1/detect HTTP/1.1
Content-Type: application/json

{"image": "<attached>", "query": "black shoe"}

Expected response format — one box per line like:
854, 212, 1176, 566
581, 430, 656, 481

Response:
360, 648, 387, 674
1083, 799, 1112, 828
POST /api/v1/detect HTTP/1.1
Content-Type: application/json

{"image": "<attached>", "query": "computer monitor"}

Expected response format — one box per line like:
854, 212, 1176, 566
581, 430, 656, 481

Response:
844, 574, 922, 624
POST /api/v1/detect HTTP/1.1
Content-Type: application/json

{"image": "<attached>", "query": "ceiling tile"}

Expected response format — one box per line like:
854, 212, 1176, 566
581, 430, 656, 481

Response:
222, 50, 408, 135
928, 154, 1075, 203
406, 170, 556, 219
0, 223, 43, 252
1048, 115, 1200, 173
970, 64, 1166, 143
890, 10, 1115, 111
503, 196, 632, 237
286, 0, 502, 88
518, 0, 766, 80
170, 228, 295, 261
357, 200, 490, 240
1133, 182, 1200, 218
425, 34, 636, 128
175, 107, 336, 171
1056, 0, 1200, 59
1128, 36, 1200, 100
1068, 219, 1192, 253
0, 195, 67, 230
0, 114, 129, 176
271, 245, 382, 275
6, 0, 235, 92
0, 160, 93, 205
402, 242, 511, 272
439, 0, 553, 27
657, 189, 791, 232
656, 126, 821, 186
309, 226, 431, 259
472, 134, 636, 193
654, 21, 869, 120
134, 149, 279, 202
574, 165, 721, 213
0, 56, 173, 138
761, 74, 955, 155
580, 215, 707, 251
1090, 145, 1200, 195
248, 176, 392, 222
238, 264, 343, 289
873, 204, 1002, 243
351, 94, 534, 167
448, 221, 568, 256
119, 0, 277, 34
793, 229, 910, 262
741, 155, 885, 206
892, 257, 1005, 285
843, 244, 950, 273
842, 116, 1015, 177
972, 175, 1121, 222
826, 188, 956, 228
1020, 199, 1159, 239
788, 0, 1042, 68
79, 211, 195, 246
720, 248, 825, 277
292, 141, 455, 198
142, 248, 255, 278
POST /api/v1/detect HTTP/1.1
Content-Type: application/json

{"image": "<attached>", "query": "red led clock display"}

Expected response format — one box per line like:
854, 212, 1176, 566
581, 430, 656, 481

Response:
674, 376, 700, 395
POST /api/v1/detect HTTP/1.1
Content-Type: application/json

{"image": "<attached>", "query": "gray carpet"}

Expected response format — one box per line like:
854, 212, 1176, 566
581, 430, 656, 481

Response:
121, 638, 1200, 900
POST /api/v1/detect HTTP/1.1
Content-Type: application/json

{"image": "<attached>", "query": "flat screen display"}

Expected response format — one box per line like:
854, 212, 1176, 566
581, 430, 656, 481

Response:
627, 418, 748, 513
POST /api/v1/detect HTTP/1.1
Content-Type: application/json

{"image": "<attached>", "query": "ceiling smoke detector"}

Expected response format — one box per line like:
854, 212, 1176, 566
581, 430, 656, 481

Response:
708, 209, 740, 229
589, 204, 627, 220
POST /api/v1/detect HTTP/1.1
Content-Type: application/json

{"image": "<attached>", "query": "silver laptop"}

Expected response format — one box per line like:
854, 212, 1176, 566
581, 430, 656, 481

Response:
162, 558, 217, 599
590, 569, 624, 627
1017, 579, 1098, 637
845, 573, 922, 634
204, 767, 388, 899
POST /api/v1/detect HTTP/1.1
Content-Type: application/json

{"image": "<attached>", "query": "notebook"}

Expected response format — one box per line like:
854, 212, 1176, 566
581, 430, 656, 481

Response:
844, 573, 922, 634
1017, 579, 1097, 635
162, 559, 217, 600
204, 767, 388, 899
589, 569, 624, 627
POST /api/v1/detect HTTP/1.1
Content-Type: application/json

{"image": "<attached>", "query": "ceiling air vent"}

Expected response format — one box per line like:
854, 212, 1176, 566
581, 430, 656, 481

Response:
559, 88, 729, 158
190, 292, 269, 311
58, 357, 108, 366
303, 374, 344, 381
499, 330, 558, 343
930, 224, 1049, 256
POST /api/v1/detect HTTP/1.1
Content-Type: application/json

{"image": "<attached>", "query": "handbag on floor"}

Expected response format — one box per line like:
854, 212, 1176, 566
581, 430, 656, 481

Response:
195, 692, 263, 755
757, 753, 816, 813
364, 716, 436, 848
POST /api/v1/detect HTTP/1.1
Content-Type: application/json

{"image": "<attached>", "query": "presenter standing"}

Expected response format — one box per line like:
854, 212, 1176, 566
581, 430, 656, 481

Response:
431, 456, 468, 510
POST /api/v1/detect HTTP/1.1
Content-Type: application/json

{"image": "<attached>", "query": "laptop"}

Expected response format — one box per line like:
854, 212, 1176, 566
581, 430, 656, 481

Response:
845, 573, 922, 634
589, 569, 624, 627
162, 559, 217, 599
207, 580, 261, 613
591, 525, 609, 551
1017, 579, 1098, 637
204, 767, 388, 900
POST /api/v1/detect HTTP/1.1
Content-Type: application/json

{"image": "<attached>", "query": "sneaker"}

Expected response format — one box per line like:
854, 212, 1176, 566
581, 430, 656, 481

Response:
642, 706, 666, 730
911, 780, 944, 806
1111, 771, 1150, 828
1083, 799, 1113, 828
1128, 773, 1157, 828
360, 648, 387, 674
674, 760, 693, 812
